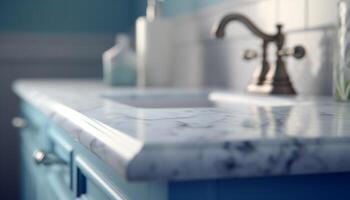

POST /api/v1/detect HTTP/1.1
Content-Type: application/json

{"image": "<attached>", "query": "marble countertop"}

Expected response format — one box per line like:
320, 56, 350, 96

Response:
13, 79, 350, 181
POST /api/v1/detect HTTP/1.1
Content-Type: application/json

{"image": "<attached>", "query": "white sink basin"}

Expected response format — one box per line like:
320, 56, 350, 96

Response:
102, 90, 299, 109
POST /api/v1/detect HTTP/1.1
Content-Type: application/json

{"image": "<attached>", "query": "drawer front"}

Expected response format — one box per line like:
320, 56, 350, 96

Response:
20, 123, 74, 200
21, 127, 55, 200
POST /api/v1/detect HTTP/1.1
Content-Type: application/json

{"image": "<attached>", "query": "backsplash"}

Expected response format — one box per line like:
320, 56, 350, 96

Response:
162, 0, 337, 95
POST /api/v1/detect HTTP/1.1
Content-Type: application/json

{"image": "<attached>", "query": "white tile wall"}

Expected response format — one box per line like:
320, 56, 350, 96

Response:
286, 29, 335, 95
164, 0, 339, 95
278, 0, 306, 31
308, 0, 338, 28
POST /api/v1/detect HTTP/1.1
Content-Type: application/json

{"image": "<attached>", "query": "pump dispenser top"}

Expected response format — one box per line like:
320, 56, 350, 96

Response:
146, 0, 163, 21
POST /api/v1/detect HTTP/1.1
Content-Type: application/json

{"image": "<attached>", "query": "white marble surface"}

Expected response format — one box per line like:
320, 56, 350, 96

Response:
13, 79, 350, 181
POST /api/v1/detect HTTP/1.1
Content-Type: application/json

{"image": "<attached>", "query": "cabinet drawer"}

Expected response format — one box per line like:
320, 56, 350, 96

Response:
20, 124, 74, 200
21, 128, 71, 200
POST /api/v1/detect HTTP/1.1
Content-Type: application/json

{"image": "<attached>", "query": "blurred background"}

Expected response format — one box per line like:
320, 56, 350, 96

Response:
0, 0, 338, 199
0, 0, 145, 198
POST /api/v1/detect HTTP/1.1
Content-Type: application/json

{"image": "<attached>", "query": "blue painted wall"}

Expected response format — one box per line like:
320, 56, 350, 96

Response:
132, 0, 147, 21
0, 1, 146, 199
162, 0, 228, 17
0, 0, 136, 33
0, 0, 231, 33
132, 0, 230, 18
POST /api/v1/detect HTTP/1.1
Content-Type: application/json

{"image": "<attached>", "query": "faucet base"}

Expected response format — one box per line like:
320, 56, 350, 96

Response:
247, 60, 297, 95
247, 62, 297, 95
247, 84, 296, 95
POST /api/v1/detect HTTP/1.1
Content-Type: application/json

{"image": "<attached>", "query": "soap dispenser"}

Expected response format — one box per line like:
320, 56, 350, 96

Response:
136, 0, 172, 87
102, 34, 137, 86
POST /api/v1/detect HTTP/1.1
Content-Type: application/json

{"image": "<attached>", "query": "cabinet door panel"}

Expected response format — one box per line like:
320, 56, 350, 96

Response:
75, 156, 127, 200
20, 128, 40, 200
20, 116, 74, 200
21, 157, 37, 200
45, 165, 73, 200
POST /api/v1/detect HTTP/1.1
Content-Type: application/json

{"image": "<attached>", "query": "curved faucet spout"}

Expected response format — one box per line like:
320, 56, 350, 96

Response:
214, 13, 275, 42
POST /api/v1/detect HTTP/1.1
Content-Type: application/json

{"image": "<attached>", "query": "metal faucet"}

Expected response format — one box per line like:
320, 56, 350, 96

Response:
213, 13, 306, 95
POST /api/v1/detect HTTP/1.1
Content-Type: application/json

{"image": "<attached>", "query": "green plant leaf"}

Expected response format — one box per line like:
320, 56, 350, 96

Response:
345, 81, 350, 99
335, 78, 350, 101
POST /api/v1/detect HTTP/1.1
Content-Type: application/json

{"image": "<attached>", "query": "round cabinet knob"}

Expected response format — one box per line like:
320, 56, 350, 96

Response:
32, 150, 65, 166
33, 150, 46, 165
12, 117, 27, 128
293, 45, 306, 59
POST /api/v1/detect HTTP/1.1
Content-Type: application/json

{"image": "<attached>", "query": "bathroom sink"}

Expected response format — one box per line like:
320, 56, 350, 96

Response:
102, 90, 299, 109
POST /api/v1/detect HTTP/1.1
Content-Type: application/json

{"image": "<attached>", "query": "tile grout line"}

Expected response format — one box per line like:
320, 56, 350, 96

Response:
305, 0, 309, 29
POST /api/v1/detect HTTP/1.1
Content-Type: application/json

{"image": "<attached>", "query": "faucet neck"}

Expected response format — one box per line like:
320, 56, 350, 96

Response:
275, 24, 285, 50
214, 14, 276, 42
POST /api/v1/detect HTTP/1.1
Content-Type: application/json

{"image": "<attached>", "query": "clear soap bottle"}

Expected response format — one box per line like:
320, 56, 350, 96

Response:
103, 34, 137, 86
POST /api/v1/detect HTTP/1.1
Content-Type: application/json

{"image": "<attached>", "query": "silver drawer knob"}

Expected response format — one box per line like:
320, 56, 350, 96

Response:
12, 117, 27, 128
33, 150, 66, 166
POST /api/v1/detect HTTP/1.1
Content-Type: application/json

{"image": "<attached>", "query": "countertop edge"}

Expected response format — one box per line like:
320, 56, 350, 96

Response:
12, 80, 350, 181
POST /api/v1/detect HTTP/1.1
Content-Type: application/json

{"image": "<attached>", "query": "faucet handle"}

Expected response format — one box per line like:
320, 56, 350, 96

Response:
243, 49, 259, 60
278, 45, 306, 59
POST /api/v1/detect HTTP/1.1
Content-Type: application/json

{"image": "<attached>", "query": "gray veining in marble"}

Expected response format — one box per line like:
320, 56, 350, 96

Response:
13, 79, 350, 181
